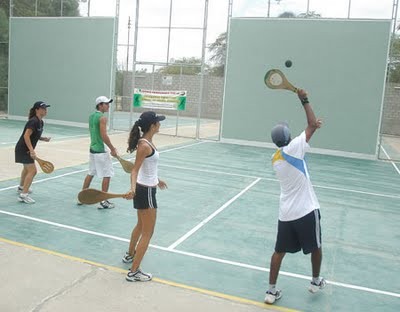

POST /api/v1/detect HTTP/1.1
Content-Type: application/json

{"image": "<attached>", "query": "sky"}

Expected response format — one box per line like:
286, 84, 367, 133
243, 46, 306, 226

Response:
78, 0, 398, 70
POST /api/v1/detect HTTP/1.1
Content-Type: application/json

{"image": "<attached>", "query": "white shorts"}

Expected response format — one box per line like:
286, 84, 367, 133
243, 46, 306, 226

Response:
88, 152, 114, 178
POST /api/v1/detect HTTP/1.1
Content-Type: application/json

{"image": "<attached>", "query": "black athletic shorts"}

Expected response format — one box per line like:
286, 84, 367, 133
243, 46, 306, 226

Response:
275, 209, 321, 255
15, 149, 34, 164
134, 183, 157, 209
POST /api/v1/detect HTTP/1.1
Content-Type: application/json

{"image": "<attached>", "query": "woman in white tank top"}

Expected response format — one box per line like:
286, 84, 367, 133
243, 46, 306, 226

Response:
122, 111, 167, 282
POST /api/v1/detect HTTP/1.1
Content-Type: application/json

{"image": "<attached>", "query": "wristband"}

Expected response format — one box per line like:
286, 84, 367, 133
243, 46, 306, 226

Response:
300, 97, 309, 105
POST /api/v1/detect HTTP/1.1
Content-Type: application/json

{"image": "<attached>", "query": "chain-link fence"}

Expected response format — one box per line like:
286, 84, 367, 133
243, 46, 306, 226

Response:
2, 0, 400, 157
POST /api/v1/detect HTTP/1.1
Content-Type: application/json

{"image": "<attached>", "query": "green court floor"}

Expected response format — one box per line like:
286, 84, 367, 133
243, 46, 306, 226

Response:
0, 119, 89, 147
0, 140, 399, 311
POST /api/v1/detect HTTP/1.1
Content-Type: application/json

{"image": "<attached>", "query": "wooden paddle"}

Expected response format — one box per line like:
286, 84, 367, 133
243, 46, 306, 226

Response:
115, 155, 134, 173
35, 157, 54, 174
78, 188, 126, 205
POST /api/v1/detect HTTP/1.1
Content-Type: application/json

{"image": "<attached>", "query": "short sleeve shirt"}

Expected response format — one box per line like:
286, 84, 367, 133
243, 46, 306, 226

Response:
271, 131, 320, 221
15, 117, 43, 152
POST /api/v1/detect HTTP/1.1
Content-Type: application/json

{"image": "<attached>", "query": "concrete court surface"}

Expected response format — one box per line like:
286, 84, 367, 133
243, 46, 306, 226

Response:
0, 131, 278, 312
0, 239, 277, 312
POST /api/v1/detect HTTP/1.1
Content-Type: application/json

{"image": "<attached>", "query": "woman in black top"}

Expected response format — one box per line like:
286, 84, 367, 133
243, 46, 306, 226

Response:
15, 101, 51, 204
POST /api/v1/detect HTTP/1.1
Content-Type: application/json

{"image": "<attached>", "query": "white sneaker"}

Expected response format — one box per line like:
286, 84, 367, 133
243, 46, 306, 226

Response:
98, 200, 115, 209
17, 186, 32, 194
122, 252, 134, 263
18, 193, 35, 204
264, 289, 282, 304
309, 278, 326, 293
126, 269, 152, 282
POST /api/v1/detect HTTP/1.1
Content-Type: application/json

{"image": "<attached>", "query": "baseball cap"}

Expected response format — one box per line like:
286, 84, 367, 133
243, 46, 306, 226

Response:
138, 111, 166, 127
95, 96, 113, 106
33, 101, 50, 109
271, 122, 291, 147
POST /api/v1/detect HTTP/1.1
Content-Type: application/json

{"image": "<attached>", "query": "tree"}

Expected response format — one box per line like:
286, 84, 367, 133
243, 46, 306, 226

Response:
1, 0, 79, 17
388, 35, 400, 83
297, 11, 321, 18
157, 57, 203, 75
278, 11, 296, 18
208, 32, 227, 76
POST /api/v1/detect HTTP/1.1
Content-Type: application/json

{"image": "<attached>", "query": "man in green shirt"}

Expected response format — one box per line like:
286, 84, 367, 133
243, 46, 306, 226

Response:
79, 96, 118, 209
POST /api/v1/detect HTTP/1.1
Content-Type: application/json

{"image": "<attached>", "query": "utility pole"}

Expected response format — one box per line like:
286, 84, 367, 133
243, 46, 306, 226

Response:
127, 16, 131, 71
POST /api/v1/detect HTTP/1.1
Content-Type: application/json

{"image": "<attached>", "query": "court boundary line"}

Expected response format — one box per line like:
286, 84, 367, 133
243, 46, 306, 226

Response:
0, 209, 399, 299
0, 141, 206, 192
0, 237, 295, 312
158, 164, 400, 199
167, 178, 262, 249
1, 141, 398, 199
380, 145, 400, 175
0, 134, 90, 145
1, 161, 398, 199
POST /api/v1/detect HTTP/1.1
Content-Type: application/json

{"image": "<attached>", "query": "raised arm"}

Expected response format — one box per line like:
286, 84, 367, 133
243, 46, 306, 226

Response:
297, 89, 322, 142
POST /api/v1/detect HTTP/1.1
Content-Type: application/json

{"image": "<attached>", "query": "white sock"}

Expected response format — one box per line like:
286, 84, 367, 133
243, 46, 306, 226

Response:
269, 284, 276, 293
312, 277, 320, 284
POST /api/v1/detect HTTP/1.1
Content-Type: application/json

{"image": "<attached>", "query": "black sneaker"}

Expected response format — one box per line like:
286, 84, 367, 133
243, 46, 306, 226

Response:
264, 289, 282, 304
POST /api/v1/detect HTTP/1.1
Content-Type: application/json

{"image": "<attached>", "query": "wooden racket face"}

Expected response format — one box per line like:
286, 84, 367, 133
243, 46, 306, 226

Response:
36, 158, 54, 174
118, 156, 134, 173
78, 189, 106, 204
264, 69, 297, 93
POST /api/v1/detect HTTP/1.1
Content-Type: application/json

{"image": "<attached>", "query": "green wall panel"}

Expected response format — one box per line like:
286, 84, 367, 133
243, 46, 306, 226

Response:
9, 17, 115, 124
222, 18, 391, 157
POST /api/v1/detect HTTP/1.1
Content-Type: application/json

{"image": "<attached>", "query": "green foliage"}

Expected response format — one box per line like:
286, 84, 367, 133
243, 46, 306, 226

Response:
115, 70, 123, 96
2, 0, 79, 17
297, 11, 321, 18
278, 11, 296, 18
388, 35, 400, 83
0, 9, 8, 41
207, 32, 227, 77
157, 57, 203, 75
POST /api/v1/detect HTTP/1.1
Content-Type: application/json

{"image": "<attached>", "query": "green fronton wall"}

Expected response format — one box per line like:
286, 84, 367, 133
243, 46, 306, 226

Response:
222, 18, 391, 156
8, 17, 115, 124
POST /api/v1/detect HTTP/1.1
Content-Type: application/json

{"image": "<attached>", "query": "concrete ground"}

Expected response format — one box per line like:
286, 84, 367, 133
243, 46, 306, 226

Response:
0, 131, 277, 312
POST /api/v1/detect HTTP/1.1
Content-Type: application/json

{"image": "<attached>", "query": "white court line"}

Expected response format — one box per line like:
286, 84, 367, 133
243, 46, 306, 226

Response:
0, 134, 89, 145
0, 209, 399, 299
0, 141, 205, 193
159, 164, 400, 200
0, 169, 88, 192
122, 141, 208, 161
1, 141, 399, 199
167, 178, 261, 250
380, 145, 400, 176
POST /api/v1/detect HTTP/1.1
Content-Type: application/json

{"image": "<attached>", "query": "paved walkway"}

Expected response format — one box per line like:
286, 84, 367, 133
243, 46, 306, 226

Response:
0, 132, 277, 312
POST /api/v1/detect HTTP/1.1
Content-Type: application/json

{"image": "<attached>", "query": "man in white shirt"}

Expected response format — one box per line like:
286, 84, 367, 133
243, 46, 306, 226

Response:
264, 89, 326, 305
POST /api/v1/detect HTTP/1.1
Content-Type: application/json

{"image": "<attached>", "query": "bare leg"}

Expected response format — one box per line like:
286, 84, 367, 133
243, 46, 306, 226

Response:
131, 209, 157, 271
82, 175, 93, 190
22, 164, 37, 193
311, 248, 322, 278
128, 211, 143, 256
19, 166, 28, 187
101, 177, 111, 192
269, 252, 286, 285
